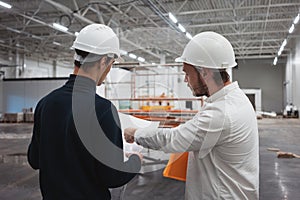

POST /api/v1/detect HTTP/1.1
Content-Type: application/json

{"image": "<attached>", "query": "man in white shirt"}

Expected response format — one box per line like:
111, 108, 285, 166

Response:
125, 31, 259, 200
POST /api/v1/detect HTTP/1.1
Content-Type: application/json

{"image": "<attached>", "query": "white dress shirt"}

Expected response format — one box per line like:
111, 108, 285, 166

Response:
135, 82, 259, 200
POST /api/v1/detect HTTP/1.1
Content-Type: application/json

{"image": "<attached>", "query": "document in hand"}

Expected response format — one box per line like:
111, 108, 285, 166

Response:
118, 112, 159, 154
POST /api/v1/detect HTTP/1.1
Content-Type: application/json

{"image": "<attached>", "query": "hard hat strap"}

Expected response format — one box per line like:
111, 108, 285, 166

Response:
193, 66, 204, 73
74, 52, 114, 65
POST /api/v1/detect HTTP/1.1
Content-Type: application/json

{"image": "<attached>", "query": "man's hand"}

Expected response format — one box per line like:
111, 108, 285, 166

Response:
125, 152, 143, 164
124, 127, 137, 143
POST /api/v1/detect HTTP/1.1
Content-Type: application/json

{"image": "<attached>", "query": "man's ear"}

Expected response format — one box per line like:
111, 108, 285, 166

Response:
201, 68, 213, 80
99, 56, 107, 69
200, 68, 208, 77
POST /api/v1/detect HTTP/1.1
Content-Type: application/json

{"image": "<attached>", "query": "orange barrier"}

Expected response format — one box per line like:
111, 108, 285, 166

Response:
163, 152, 188, 182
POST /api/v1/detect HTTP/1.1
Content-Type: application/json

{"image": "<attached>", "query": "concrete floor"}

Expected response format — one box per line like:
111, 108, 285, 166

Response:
0, 118, 300, 200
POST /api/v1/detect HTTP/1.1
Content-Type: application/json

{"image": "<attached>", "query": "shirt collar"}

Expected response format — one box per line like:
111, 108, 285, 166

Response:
205, 81, 239, 103
65, 74, 96, 94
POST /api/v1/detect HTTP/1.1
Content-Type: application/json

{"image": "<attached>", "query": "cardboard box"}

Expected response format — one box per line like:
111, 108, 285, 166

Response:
24, 112, 34, 122
3, 113, 24, 123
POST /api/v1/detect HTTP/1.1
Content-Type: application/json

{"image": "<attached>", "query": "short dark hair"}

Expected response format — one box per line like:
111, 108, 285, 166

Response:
212, 69, 230, 86
74, 49, 89, 68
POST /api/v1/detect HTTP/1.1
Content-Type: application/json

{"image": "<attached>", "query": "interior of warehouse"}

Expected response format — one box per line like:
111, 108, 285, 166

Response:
0, 0, 300, 200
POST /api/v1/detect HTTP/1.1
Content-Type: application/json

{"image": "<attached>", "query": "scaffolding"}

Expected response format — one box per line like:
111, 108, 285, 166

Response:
105, 63, 203, 127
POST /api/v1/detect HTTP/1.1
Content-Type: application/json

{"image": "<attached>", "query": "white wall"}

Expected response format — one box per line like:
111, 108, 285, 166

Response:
57, 66, 73, 77
0, 80, 3, 113
0, 57, 73, 79
21, 59, 52, 77
20, 58, 72, 78
286, 37, 300, 109
2, 79, 66, 113
0, 57, 73, 112
233, 58, 285, 113
0, 57, 8, 113
285, 53, 293, 106
102, 68, 132, 109
293, 38, 300, 108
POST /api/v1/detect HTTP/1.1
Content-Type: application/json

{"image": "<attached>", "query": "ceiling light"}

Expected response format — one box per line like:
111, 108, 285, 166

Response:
137, 57, 145, 62
279, 45, 284, 52
32, 35, 42, 40
272, 13, 299, 65
16, 43, 22, 47
186, 32, 193, 40
168, 12, 178, 24
120, 49, 128, 55
273, 57, 278, 65
282, 39, 287, 47
289, 24, 295, 33
53, 41, 61, 46
178, 24, 186, 33
53, 23, 68, 32
294, 14, 300, 24
0, 1, 12, 9
6, 27, 21, 33
128, 53, 137, 59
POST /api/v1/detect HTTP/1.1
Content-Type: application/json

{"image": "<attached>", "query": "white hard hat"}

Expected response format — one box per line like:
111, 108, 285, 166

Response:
175, 31, 237, 69
72, 24, 123, 62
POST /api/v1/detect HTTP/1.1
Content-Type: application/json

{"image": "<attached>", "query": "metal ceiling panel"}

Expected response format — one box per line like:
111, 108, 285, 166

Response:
0, 0, 299, 67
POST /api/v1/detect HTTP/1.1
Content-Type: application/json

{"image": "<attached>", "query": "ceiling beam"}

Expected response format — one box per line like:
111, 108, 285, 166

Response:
121, 37, 161, 59
44, 0, 94, 24
17, 13, 75, 36
259, 0, 272, 55
176, 3, 300, 16
235, 55, 284, 59
44, 0, 160, 60
131, 3, 183, 48
235, 46, 286, 50
187, 18, 293, 28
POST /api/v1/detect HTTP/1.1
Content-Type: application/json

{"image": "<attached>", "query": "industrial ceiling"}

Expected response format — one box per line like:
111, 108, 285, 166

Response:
0, 0, 299, 67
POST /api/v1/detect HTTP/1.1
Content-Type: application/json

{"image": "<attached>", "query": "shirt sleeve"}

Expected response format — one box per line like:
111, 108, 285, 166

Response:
135, 103, 225, 156
96, 104, 140, 188
27, 101, 42, 170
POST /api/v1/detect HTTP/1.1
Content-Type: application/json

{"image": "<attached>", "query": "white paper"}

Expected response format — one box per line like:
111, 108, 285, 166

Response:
118, 112, 160, 130
118, 112, 159, 154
